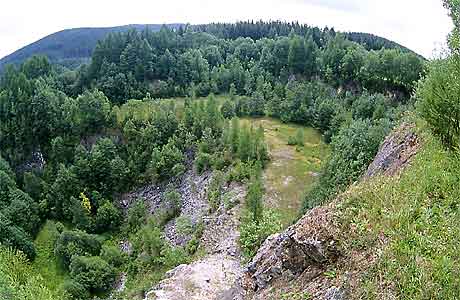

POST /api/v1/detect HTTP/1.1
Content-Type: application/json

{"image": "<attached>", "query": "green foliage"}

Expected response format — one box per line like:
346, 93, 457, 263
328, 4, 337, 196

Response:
63, 280, 89, 300
417, 58, 460, 149
175, 216, 194, 235
69, 255, 116, 292
75, 89, 112, 134
100, 244, 126, 268
337, 126, 460, 299
95, 201, 122, 233
245, 173, 264, 223
302, 118, 392, 213
0, 213, 36, 260
126, 200, 147, 233
3, 188, 41, 236
221, 99, 236, 119
288, 129, 305, 146
240, 209, 282, 258
148, 139, 185, 181
0, 246, 63, 300
207, 171, 225, 212
54, 230, 102, 268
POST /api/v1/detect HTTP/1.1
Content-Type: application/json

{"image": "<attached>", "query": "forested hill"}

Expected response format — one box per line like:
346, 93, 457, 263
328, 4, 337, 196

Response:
0, 24, 184, 71
0, 21, 421, 72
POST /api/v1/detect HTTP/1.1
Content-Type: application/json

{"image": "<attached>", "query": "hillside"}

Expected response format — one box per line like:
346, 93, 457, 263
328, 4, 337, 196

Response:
0, 22, 421, 73
0, 24, 183, 71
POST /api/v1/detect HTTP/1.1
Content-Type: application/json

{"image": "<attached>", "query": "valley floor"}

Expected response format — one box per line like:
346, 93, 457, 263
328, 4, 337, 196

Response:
241, 117, 329, 226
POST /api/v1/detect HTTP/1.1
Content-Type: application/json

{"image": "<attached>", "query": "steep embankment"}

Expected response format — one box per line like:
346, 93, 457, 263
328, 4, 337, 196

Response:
232, 121, 422, 299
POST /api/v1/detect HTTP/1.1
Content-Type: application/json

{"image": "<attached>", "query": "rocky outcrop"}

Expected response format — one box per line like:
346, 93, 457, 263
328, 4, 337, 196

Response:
365, 122, 419, 178
227, 204, 340, 300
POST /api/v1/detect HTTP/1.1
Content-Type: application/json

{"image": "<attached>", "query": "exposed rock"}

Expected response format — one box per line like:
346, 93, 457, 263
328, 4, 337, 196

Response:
17, 150, 45, 173
324, 286, 346, 300
365, 122, 419, 178
121, 168, 213, 247
119, 240, 133, 255
144, 184, 247, 300
241, 204, 339, 293
145, 256, 243, 300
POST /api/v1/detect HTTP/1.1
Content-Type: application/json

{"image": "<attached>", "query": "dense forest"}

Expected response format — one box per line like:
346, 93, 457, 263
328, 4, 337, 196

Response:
0, 20, 425, 299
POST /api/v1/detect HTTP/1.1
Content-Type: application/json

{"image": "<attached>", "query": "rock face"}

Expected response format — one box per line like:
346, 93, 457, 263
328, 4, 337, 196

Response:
365, 122, 419, 178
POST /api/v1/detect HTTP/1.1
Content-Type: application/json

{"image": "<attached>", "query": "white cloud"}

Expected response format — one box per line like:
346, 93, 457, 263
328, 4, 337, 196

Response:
0, 0, 453, 59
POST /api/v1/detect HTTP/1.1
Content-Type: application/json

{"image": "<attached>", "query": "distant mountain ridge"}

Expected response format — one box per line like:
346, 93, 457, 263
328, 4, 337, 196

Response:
0, 24, 184, 71
0, 23, 421, 72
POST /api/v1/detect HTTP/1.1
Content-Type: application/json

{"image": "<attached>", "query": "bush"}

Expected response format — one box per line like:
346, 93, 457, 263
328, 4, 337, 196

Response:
126, 200, 147, 233
69, 255, 116, 292
207, 171, 225, 211
417, 57, 460, 149
301, 118, 391, 213
227, 161, 253, 183
240, 209, 282, 258
0, 213, 36, 260
95, 201, 122, 233
160, 246, 189, 268
63, 280, 90, 300
195, 152, 213, 174
100, 244, 125, 268
54, 230, 102, 268
132, 221, 164, 265
175, 216, 194, 235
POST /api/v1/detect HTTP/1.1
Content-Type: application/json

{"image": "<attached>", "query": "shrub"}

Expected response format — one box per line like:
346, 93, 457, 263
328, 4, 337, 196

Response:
240, 209, 282, 258
195, 152, 213, 174
0, 213, 36, 260
63, 280, 90, 300
54, 230, 102, 268
160, 246, 189, 268
100, 244, 125, 268
126, 200, 147, 233
417, 57, 460, 149
207, 171, 225, 211
95, 201, 122, 233
69, 255, 116, 292
175, 216, 194, 235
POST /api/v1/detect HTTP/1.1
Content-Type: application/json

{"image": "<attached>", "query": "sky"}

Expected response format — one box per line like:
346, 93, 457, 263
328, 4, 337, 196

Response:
0, 0, 453, 59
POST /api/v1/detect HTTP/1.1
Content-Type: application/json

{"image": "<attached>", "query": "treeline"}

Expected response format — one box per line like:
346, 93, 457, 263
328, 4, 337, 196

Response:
64, 24, 423, 104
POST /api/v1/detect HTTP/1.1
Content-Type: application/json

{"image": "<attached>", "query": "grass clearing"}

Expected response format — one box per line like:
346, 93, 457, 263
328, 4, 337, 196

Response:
32, 220, 68, 294
241, 117, 329, 226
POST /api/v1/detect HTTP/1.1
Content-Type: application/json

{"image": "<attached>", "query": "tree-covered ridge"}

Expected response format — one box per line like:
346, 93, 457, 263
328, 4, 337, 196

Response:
0, 24, 184, 72
0, 21, 422, 74
74, 24, 423, 104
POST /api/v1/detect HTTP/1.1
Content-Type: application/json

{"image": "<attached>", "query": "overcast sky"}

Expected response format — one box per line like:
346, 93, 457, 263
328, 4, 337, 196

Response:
0, 0, 453, 59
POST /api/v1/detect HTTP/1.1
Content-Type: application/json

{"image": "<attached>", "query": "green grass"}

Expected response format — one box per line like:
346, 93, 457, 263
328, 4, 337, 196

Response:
338, 120, 460, 299
115, 94, 228, 124
241, 117, 329, 226
32, 220, 68, 294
